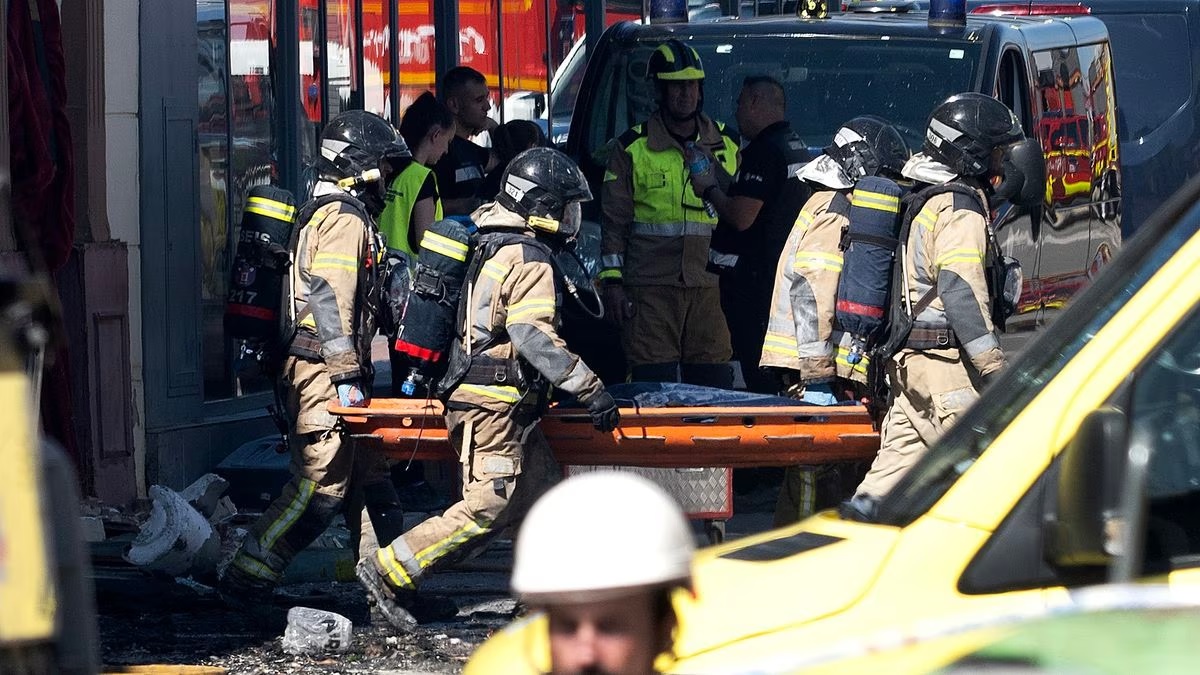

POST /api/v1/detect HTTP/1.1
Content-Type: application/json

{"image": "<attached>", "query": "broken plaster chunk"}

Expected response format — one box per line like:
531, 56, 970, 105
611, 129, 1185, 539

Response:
179, 473, 230, 519
124, 485, 221, 577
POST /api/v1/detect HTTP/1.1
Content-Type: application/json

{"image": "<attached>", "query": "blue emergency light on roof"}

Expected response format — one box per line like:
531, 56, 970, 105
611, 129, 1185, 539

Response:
648, 0, 688, 24
929, 0, 967, 30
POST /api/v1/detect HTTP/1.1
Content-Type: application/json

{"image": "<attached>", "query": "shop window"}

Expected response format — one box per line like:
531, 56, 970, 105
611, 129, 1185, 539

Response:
197, 0, 278, 400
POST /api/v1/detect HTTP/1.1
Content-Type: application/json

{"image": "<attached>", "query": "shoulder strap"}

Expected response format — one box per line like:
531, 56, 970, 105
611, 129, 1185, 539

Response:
295, 191, 371, 231
827, 191, 852, 219
618, 125, 646, 149
895, 182, 990, 318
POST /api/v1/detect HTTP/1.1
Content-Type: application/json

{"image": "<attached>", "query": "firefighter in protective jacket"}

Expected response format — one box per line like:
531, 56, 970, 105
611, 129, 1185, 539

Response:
762, 116, 910, 525
357, 148, 620, 632
221, 111, 411, 599
600, 39, 741, 387
847, 93, 1045, 514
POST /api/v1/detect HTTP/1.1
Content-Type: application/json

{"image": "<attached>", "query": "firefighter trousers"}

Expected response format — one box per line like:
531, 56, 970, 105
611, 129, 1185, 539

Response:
373, 404, 559, 592
230, 356, 394, 586
855, 350, 980, 499
622, 285, 732, 369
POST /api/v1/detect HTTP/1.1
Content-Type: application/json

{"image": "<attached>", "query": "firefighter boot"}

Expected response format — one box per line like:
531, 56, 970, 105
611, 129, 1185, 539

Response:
355, 557, 419, 633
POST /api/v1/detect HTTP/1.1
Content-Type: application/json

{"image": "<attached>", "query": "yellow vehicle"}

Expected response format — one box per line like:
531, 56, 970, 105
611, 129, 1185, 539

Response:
1, 260, 98, 671
468, 171, 1200, 673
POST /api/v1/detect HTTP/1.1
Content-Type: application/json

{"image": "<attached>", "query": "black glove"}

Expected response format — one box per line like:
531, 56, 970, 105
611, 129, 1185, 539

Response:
585, 391, 621, 433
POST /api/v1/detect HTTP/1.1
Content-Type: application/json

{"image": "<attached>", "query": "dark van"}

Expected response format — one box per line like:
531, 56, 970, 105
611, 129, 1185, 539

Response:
565, 6, 1121, 355
964, 0, 1200, 237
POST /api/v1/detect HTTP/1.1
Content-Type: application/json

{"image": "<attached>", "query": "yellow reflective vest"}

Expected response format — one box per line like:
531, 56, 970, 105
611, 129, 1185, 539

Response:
601, 111, 739, 287
378, 160, 443, 258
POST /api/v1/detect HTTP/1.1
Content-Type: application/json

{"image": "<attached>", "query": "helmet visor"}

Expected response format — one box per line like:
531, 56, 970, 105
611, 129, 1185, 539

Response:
562, 201, 582, 237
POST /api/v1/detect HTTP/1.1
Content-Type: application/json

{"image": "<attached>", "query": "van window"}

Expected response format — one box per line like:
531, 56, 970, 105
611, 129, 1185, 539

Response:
1103, 14, 1192, 139
996, 49, 1033, 133
582, 36, 981, 165
877, 199, 1200, 527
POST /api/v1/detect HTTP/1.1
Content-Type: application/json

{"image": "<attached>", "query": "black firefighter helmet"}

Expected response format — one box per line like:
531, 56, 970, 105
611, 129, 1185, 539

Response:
922, 92, 1024, 177
496, 147, 593, 242
316, 110, 411, 212
824, 115, 911, 181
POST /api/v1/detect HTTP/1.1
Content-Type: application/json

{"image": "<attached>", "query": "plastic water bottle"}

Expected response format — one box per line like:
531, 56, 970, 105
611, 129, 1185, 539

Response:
846, 335, 867, 365
685, 142, 718, 218
400, 367, 424, 397
281, 606, 353, 655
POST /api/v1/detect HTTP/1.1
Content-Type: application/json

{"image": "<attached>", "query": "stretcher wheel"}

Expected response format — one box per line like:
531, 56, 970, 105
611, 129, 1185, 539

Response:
704, 519, 726, 545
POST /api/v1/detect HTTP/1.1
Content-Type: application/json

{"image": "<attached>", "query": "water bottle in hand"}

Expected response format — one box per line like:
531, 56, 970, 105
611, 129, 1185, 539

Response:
685, 142, 718, 217
685, 141, 711, 175
282, 606, 353, 655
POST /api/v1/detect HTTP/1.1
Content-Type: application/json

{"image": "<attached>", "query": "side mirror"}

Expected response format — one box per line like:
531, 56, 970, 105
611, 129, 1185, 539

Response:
1046, 406, 1129, 567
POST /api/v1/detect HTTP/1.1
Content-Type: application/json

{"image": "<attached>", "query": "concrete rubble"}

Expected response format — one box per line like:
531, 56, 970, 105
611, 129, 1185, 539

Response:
122, 473, 238, 578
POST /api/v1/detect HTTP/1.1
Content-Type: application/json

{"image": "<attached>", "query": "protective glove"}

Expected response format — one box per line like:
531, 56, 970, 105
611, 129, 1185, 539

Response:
585, 391, 621, 433
602, 285, 634, 328
798, 383, 838, 406
336, 381, 367, 408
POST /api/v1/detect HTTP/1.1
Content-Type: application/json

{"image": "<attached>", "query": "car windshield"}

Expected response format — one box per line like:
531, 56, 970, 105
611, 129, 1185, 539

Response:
876, 176, 1200, 526
581, 33, 982, 161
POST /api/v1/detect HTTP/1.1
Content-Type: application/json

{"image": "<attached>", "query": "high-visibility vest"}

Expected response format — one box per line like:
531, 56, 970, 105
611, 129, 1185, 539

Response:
378, 161, 443, 258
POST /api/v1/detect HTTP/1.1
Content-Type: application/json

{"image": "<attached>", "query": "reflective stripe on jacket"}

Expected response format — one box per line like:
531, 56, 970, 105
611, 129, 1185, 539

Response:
761, 190, 866, 384
447, 205, 605, 412
901, 188, 1005, 376
600, 111, 738, 287
289, 195, 379, 383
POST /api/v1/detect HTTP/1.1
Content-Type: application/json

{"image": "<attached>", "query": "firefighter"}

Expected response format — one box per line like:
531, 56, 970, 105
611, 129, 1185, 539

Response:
846, 93, 1042, 518
357, 147, 621, 632
511, 472, 694, 675
220, 110, 409, 600
762, 115, 910, 526
600, 39, 741, 387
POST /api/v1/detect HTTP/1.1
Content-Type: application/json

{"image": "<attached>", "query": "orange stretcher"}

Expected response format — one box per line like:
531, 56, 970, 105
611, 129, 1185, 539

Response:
331, 398, 880, 468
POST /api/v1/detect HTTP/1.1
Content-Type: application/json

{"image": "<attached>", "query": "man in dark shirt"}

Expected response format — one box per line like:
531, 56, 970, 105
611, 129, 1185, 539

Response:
435, 66, 497, 215
689, 75, 812, 393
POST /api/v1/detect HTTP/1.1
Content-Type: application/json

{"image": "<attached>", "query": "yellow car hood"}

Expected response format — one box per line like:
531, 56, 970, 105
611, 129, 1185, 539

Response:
673, 511, 901, 661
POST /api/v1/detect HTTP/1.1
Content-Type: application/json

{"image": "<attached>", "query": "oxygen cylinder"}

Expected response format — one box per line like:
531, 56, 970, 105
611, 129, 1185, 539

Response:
835, 176, 904, 363
224, 186, 298, 342
393, 219, 473, 394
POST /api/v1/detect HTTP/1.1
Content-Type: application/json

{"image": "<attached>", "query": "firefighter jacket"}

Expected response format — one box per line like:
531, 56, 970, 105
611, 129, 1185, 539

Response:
286, 186, 382, 387
444, 203, 606, 413
761, 190, 868, 385
600, 110, 739, 287
900, 187, 1005, 377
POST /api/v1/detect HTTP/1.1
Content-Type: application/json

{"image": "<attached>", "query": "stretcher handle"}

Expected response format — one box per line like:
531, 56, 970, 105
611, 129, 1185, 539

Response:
763, 434, 816, 442
691, 436, 741, 443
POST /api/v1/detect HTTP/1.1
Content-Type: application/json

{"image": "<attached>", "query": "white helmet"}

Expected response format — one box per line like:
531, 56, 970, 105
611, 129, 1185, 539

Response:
512, 472, 695, 604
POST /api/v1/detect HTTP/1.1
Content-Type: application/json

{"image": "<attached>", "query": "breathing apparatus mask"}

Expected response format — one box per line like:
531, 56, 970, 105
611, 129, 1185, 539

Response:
991, 137, 1046, 208
527, 201, 583, 251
